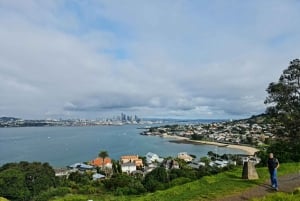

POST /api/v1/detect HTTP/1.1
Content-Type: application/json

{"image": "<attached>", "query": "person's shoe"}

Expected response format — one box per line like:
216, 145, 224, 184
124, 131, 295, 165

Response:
275, 188, 279, 191
272, 184, 275, 188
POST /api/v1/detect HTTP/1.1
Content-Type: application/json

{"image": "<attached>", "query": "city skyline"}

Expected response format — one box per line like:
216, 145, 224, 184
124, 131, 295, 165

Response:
1, 1, 300, 119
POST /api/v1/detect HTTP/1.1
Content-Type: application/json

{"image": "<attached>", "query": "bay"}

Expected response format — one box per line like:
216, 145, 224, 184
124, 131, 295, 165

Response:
0, 125, 246, 167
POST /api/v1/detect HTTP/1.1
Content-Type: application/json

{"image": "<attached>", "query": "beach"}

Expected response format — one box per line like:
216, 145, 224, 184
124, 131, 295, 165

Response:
163, 134, 259, 155
193, 140, 259, 155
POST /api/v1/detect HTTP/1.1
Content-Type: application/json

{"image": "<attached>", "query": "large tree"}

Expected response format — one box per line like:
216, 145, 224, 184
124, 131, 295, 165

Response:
98, 150, 109, 170
265, 59, 300, 138
0, 162, 56, 200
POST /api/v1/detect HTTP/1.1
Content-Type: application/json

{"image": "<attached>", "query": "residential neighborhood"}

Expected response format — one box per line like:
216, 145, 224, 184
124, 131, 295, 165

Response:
141, 116, 280, 147
55, 149, 257, 182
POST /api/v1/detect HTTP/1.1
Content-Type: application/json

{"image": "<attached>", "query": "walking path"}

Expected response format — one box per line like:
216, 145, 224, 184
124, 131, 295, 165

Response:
215, 173, 300, 201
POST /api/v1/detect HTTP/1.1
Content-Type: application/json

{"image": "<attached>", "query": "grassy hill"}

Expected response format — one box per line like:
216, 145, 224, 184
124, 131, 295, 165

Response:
51, 163, 300, 201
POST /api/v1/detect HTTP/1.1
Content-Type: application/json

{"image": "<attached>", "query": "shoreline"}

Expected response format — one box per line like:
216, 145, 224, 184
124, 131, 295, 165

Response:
163, 135, 259, 155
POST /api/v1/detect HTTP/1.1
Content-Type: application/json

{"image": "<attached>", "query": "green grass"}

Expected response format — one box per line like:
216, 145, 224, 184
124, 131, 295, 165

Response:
51, 163, 300, 201
251, 188, 300, 201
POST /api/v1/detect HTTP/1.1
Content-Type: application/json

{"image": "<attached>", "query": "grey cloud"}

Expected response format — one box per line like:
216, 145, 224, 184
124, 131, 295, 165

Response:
1, 1, 300, 119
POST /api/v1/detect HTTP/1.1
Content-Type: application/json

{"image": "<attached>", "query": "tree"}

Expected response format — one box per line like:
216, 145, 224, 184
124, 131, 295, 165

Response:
0, 162, 56, 200
200, 156, 211, 166
0, 168, 30, 200
265, 59, 300, 138
98, 150, 109, 170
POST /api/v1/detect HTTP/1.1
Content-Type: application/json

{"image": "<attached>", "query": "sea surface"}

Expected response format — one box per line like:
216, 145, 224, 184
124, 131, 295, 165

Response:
0, 124, 246, 167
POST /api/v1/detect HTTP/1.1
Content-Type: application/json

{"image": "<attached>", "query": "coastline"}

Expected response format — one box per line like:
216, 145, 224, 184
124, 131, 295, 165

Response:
163, 134, 259, 155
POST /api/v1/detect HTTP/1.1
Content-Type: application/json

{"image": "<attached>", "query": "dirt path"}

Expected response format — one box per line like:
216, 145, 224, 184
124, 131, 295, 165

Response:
215, 173, 300, 201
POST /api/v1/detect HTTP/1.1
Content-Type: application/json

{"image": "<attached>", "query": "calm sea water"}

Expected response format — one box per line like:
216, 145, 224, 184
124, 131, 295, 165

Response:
0, 125, 246, 167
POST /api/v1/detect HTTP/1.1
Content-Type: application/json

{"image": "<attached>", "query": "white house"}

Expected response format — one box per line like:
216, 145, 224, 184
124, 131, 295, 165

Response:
146, 152, 164, 164
121, 162, 136, 174
67, 163, 94, 171
188, 161, 205, 169
92, 173, 105, 180
209, 159, 229, 168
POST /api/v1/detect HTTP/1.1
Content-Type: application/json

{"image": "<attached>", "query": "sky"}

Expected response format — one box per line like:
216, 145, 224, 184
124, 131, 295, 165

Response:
0, 0, 300, 120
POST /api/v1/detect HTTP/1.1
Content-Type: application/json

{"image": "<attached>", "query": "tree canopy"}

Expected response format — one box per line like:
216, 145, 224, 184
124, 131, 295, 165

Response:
0, 162, 56, 201
265, 59, 300, 138
98, 150, 108, 160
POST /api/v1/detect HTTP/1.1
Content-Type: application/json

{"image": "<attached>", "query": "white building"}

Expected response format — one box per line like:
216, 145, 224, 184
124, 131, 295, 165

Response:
121, 162, 136, 174
92, 173, 105, 180
146, 152, 164, 164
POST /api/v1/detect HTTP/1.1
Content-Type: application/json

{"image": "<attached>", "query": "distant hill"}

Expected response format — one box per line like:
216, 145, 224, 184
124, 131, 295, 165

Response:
232, 113, 273, 124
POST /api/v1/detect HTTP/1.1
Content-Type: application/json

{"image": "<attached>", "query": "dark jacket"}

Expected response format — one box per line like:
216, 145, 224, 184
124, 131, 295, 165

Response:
268, 157, 279, 171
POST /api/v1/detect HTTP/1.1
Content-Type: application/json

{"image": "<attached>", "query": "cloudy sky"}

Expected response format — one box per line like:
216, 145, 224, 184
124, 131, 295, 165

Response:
0, 0, 300, 120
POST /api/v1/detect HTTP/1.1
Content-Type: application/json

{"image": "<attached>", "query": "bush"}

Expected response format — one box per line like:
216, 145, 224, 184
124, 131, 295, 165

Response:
34, 187, 70, 201
169, 177, 191, 187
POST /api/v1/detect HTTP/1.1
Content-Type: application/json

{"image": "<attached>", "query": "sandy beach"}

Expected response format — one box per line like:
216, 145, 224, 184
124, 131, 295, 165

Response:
192, 140, 259, 155
163, 134, 259, 155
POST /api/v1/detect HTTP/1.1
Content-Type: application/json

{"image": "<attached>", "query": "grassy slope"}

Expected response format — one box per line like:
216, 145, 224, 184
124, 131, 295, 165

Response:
251, 186, 300, 201
51, 163, 300, 201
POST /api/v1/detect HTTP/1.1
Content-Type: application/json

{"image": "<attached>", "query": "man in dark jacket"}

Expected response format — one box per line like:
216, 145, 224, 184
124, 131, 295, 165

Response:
268, 153, 279, 191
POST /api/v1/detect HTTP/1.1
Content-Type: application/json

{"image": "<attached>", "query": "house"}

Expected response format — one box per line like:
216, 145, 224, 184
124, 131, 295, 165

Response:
188, 160, 205, 169
146, 152, 164, 164
210, 159, 229, 168
120, 155, 143, 167
67, 163, 94, 171
121, 162, 136, 174
177, 152, 193, 162
54, 168, 72, 177
92, 173, 105, 180
90, 157, 112, 169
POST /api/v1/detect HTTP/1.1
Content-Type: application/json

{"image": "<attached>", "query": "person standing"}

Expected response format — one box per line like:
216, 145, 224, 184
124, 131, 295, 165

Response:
267, 153, 279, 191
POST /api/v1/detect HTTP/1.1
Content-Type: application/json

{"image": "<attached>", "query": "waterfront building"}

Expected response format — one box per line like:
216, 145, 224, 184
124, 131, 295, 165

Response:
90, 157, 112, 169
121, 162, 136, 174
67, 163, 94, 171
146, 152, 164, 164
120, 155, 143, 167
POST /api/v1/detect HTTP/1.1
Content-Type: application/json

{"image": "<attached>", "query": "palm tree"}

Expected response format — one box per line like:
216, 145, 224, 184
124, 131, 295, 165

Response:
98, 150, 108, 170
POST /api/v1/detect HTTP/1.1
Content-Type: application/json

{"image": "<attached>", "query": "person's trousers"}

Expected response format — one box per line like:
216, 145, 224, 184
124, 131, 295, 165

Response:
269, 169, 278, 188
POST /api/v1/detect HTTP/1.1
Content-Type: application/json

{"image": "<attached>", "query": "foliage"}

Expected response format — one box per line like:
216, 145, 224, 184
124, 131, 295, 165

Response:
265, 59, 300, 138
112, 160, 122, 174
33, 187, 70, 201
68, 171, 91, 185
98, 150, 109, 160
0, 168, 30, 201
0, 162, 56, 201
132, 163, 300, 201
257, 140, 300, 166
51, 163, 300, 201
169, 168, 197, 181
191, 134, 204, 140
103, 174, 146, 195
143, 167, 169, 192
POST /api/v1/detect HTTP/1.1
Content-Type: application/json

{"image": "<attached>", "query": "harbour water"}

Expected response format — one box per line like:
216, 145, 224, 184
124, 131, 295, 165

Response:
0, 124, 246, 167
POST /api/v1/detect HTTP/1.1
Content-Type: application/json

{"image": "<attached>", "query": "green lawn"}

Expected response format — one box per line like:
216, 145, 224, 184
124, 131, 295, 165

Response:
51, 163, 300, 201
251, 190, 300, 201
